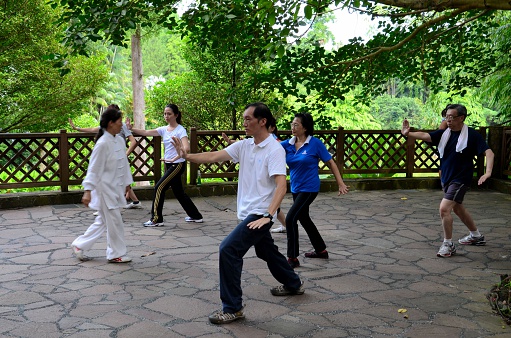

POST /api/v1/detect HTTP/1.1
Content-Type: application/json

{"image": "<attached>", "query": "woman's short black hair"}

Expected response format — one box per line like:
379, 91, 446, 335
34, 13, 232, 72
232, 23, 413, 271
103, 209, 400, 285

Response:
294, 112, 314, 136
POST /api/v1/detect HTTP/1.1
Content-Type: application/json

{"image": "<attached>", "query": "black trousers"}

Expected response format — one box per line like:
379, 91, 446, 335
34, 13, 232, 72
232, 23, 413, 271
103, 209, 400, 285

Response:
286, 192, 325, 258
150, 162, 202, 223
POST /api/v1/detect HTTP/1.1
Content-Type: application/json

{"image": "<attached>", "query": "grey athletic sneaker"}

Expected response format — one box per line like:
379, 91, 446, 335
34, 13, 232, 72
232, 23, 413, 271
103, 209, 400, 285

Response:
437, 242, 456, 257
208, 306, 245, 324
270, 282, 305, 296
458, 234, 486, 246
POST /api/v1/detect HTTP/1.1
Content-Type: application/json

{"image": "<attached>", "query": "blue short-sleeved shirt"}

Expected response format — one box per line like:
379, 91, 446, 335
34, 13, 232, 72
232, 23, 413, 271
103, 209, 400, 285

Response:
281, 136, 332, 193
429, 127, 489, 186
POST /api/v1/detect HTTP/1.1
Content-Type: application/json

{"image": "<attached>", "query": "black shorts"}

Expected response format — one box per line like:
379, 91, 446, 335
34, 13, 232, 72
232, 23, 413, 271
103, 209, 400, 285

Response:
443, 182, 469, 204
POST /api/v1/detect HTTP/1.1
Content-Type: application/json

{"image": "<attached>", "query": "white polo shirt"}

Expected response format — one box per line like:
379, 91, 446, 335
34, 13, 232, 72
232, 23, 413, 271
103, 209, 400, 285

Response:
225, 134, 286, 220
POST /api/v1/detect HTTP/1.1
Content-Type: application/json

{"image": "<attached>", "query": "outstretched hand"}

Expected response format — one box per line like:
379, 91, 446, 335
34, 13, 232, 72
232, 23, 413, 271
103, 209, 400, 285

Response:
401, 119, 410, 136
125, 117, 132, 130
222, 132, 234, 145
170, 136, 187, 161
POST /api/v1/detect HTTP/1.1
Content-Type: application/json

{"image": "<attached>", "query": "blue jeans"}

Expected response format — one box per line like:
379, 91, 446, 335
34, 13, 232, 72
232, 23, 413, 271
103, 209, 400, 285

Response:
286, 192, 325, 258
219, 214, 302, 313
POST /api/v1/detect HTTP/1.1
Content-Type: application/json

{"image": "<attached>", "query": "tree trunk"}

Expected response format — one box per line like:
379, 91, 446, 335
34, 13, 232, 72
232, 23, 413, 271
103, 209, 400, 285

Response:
131, 28, 148, 186
131, 28, 145, 130
231, 60, 237, 130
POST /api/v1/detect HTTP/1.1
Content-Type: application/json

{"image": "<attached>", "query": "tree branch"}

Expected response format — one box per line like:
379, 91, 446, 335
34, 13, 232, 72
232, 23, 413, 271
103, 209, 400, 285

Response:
371, 0, 511, 11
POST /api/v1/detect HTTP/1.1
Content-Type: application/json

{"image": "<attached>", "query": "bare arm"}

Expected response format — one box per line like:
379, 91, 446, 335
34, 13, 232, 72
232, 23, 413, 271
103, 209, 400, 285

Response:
325, 159, 349, 195
170, 136, 232, 163
247, 174, 287, 229
180, 136, 191, 154
126, 135, 137, 155
69, 118, 99, 133
478, 148, 494, 185
401, 119, 432, 142
125, 117, 159, 136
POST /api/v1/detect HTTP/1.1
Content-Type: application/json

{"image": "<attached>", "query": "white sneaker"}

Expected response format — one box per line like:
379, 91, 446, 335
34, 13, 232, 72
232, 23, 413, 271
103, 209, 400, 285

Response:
108, 256, 132, 263
437, 242, 456, 257
270, 225, 286, 233
124, 202, 143, 209
71, 245, 89, 261
143, 220, 164, 227
93, 211, 99, 216
185, 217, 203, 223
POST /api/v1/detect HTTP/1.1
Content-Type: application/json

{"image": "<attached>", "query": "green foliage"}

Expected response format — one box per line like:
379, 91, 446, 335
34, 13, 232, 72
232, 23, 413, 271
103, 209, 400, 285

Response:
145, 73, 232, 130
424, 91, 499, 128
48, 0, 511, 127
0, 0, 108, 132
369, 95, 425, 130
478, 12, 511, 124
142, 30, 189, 78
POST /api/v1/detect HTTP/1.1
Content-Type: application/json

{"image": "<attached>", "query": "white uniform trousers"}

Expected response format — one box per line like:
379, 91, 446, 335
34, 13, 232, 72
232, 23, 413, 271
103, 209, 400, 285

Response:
72, 204, 127, 260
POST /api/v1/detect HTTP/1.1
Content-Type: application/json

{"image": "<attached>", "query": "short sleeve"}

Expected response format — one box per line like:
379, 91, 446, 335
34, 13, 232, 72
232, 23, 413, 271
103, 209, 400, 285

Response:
224, 139, 244, 163
314, 138, 332, 162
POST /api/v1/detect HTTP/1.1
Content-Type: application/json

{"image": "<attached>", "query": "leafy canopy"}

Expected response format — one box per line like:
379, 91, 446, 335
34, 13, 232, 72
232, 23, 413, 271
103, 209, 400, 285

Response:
50, 0, 511, 120
0, 0, 107, 132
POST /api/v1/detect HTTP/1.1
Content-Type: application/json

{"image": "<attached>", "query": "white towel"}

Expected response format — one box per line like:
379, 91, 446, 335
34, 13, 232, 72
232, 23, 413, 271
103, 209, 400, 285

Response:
438, 124, 468, 158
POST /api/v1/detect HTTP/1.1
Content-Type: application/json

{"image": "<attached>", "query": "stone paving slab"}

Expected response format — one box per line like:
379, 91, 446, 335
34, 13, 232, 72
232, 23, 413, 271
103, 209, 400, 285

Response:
1, 189, 511, 337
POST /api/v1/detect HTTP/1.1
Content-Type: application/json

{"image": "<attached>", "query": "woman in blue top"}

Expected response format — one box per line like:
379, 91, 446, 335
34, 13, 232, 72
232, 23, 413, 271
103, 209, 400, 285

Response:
127, 104, 203, 227
281, 113, 349, 268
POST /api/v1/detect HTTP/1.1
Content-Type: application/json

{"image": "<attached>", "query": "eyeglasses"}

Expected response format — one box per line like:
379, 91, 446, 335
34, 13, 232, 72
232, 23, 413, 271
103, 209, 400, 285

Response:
290, 123, 302, 128
445, 115, 462, 121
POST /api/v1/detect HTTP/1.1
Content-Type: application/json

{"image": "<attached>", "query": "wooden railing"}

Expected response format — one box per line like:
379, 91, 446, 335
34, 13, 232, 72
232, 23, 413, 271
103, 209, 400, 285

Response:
188, 128, 491, 184
0, 127, 508, 192
0, 131, 162, 192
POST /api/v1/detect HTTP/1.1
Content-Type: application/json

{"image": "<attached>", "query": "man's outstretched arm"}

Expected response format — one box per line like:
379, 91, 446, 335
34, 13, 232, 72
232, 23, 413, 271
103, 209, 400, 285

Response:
401, 119, 432, 143
170, 136, 232, 163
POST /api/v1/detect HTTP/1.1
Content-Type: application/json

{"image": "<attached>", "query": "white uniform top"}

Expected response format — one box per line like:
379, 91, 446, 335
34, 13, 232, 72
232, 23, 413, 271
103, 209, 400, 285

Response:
225, 134, 286, 220
82, 131, 133, 210
157, 124, 187, 163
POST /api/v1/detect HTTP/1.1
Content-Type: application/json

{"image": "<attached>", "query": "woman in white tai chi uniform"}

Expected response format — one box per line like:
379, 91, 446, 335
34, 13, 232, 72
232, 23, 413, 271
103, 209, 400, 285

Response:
71, 107, 134, 263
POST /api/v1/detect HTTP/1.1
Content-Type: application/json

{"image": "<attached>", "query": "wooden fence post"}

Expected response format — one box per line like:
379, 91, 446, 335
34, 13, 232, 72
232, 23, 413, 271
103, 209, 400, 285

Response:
477, 127, 487, 178
405, 132, 415, 178
189, 128, 198, 185
487, 126, 503, 179
337, 126, 345, 175
59, 129, 70, 192
153, 136, 162, 184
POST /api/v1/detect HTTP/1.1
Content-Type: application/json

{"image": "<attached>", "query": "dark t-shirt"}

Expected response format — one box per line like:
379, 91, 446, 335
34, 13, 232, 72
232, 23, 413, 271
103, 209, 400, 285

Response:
429, 127, 489, 186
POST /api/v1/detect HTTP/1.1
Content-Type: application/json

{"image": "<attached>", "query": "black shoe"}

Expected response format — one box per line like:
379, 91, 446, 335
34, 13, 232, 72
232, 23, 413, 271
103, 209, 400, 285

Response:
304, 249, 329, 259
288, 257, 300, 269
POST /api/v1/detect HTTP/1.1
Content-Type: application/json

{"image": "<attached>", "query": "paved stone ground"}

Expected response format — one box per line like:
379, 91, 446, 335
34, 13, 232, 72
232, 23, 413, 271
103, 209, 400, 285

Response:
1, 189, 511, 337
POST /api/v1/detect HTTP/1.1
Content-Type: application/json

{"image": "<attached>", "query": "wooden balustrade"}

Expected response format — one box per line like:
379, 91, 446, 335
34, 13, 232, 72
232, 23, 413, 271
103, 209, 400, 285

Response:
0, 126, 508, 192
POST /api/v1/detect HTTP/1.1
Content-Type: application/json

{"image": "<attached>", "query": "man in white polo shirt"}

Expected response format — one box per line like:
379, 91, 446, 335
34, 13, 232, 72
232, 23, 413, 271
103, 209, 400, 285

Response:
171, 102, 303, 324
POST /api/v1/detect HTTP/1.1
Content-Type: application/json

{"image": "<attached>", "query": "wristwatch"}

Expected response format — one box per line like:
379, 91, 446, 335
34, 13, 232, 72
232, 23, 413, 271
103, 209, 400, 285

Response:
262, 212, 273, 221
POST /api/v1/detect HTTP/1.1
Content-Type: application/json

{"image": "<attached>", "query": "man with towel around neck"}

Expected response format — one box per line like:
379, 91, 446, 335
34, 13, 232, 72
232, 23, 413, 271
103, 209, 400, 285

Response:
401, 104, 494, 258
